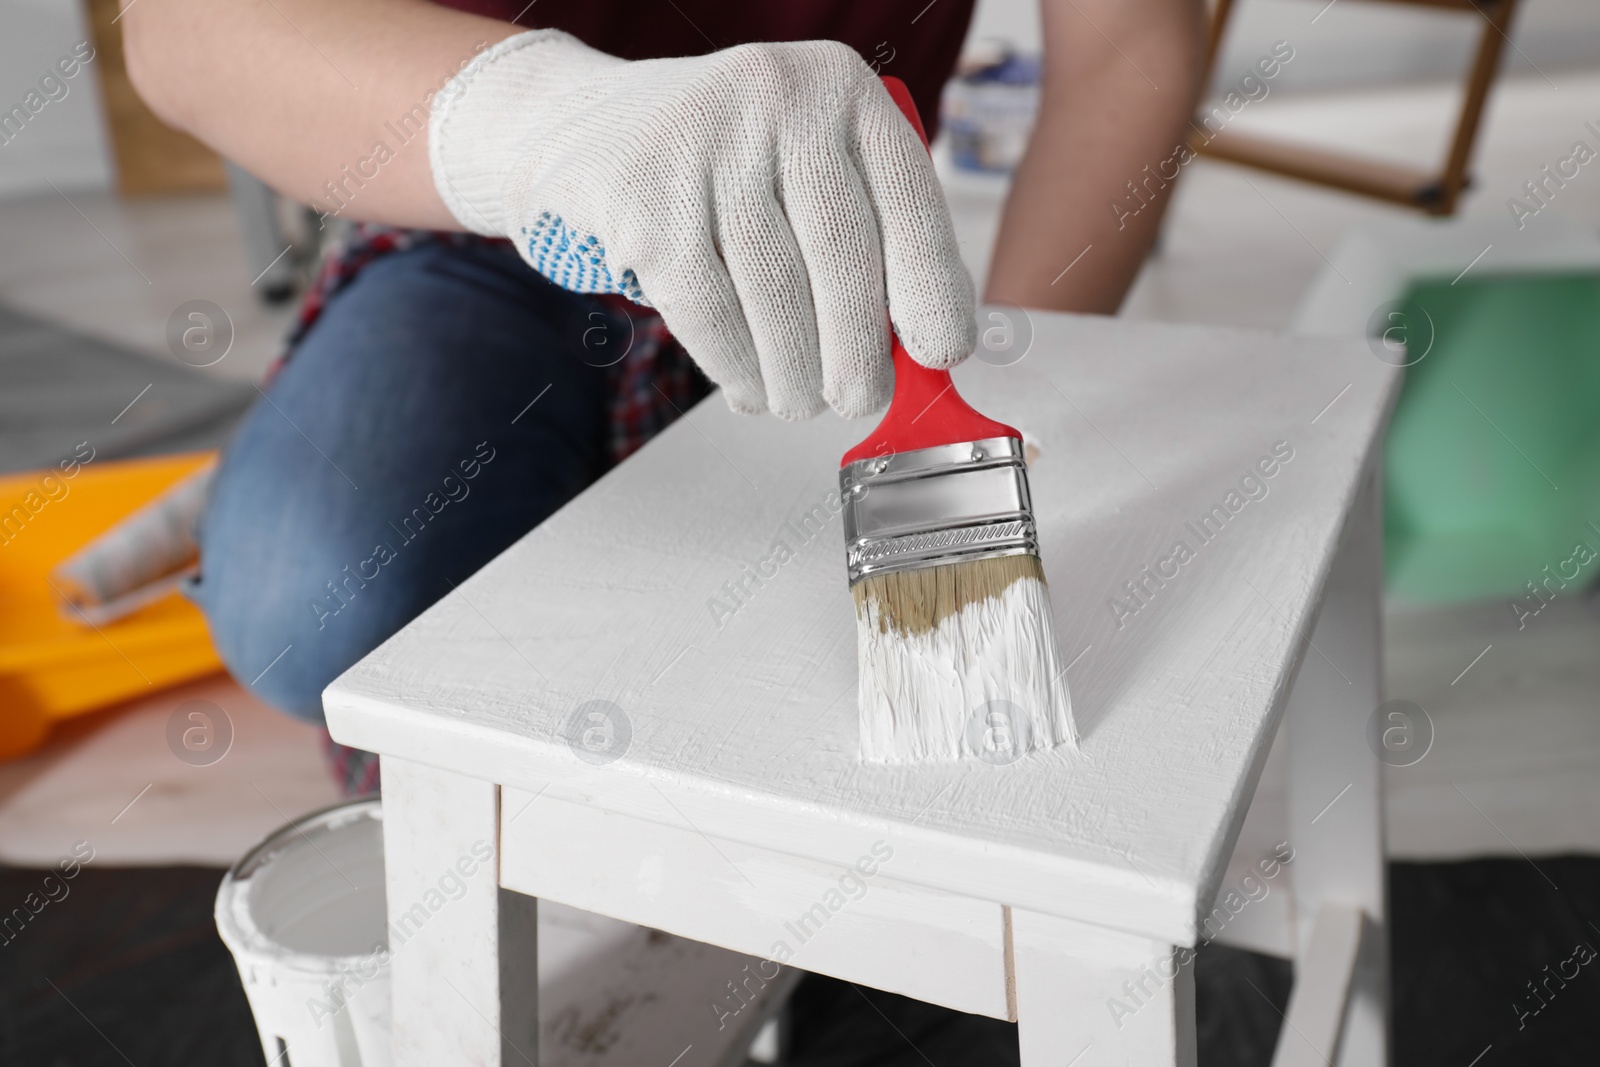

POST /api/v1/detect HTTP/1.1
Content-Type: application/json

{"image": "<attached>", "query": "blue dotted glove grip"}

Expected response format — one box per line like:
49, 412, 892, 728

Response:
523, 212, 650, 306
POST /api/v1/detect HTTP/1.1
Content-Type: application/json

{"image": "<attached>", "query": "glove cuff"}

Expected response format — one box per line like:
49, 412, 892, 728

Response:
429, 29, 621, 236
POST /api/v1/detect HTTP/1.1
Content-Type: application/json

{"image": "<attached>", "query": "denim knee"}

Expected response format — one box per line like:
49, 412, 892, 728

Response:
191, 242, 614, 723
190, 383, 400, 723
192, 498, 403, 724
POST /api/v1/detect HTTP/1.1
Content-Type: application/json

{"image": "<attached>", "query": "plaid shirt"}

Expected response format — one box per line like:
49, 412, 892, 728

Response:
291, 225, 711, 795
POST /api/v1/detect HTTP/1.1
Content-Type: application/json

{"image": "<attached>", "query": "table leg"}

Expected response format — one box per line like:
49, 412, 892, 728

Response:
1010, 908, 1196, 1067
381, 756, 539, 1067
1284, 469, 1388, 1066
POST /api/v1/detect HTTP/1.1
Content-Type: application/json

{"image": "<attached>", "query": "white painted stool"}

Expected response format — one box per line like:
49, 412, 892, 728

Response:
326, 310, 1400, 1067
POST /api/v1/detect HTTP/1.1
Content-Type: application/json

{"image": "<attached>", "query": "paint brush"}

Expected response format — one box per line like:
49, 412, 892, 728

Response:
842, 77, 1074, 765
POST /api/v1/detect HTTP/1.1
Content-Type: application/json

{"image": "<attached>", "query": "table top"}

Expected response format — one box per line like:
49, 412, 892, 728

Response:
326, 310, 1398, 944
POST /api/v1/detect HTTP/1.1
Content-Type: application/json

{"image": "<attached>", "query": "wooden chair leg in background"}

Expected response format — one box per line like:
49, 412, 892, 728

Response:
1193, 0, 1521, 216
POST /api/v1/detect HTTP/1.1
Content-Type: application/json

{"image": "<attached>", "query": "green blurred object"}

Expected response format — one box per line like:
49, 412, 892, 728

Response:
1383, 272, 1600, 604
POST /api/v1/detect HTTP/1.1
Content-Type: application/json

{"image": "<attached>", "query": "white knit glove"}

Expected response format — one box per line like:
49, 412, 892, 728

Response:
429, 30, 976, 418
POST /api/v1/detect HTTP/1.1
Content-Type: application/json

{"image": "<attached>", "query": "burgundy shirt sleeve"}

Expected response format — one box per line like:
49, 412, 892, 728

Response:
434, 0, 974, 137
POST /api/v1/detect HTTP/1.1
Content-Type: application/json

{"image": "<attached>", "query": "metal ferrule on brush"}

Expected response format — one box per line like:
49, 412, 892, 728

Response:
840, 436, 1039, 586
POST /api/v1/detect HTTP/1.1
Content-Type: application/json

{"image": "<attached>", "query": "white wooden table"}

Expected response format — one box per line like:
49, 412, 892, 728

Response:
325, 310, 1400, 1067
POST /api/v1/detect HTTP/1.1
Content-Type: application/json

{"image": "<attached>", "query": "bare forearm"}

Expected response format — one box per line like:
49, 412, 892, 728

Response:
123, 0, 519, 227
985, 0, 1205, 314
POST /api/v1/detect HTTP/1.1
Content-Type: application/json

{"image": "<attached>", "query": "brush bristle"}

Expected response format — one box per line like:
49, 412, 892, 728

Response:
854, 555, 1076, 765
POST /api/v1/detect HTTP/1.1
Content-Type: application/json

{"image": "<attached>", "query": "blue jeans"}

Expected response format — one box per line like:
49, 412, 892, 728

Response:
191, 242, 623, 723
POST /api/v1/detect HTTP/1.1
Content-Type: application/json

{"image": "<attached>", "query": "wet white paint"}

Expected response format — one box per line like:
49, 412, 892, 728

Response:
855, 574, 1075, 764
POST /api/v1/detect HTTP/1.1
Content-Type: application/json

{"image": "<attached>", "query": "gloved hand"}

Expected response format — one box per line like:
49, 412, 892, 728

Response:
429, 30, 976, 419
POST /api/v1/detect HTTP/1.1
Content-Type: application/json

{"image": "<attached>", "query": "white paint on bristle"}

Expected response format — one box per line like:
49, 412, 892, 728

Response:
856, 574, 1076, 764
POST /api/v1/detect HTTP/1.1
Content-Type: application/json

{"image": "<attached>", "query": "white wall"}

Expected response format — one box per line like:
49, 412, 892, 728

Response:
1213, 0, 1598, 92
966, 0, 1600, 93
0, 0, 112, 196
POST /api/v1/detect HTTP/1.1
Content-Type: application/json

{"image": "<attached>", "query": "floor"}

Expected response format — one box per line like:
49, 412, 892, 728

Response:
0, 675, 338, 868
6, 856, 1597, 1066
0, 302, 253, 472
0, 188, 298, 387
1384, 596, 1600, 860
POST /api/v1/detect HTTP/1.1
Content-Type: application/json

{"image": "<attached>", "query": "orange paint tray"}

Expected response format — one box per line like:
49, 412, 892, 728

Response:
0, 451, 222, 759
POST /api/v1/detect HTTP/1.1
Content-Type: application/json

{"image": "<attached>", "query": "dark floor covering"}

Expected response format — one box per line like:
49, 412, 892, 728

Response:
1, 857, 1596, 1066
0, 303, 251, 476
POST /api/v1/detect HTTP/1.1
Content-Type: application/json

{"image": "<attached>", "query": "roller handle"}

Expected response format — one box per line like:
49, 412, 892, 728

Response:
839, 77, 1019, 468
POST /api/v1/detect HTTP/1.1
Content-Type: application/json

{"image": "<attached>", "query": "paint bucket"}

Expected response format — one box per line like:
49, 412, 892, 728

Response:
216, 797, 392, 1067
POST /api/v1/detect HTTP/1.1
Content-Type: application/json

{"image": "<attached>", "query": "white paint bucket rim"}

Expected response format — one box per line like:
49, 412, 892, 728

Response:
215, 795, 386, 976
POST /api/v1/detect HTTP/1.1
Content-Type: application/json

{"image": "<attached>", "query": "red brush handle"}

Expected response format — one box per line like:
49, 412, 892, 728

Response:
840, 76, 1019, 467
